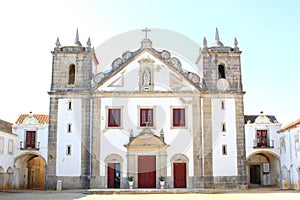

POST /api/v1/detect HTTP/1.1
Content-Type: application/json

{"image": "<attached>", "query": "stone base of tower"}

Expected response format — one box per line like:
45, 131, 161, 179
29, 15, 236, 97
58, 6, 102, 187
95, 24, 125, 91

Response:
202, 175, 248, 189
89, 175, 101, 189
46, 175, 90, 190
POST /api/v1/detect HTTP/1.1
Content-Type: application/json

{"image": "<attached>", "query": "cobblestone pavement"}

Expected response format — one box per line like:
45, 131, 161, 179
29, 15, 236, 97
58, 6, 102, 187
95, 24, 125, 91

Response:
1, 189, 300, 200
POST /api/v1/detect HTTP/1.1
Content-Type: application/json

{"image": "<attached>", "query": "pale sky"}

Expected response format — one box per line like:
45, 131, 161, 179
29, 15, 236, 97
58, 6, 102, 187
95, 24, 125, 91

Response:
0, 0, 299, 126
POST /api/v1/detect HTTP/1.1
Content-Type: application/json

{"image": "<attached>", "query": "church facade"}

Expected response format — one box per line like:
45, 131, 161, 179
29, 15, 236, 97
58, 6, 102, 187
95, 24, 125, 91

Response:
46, 29, 247, 189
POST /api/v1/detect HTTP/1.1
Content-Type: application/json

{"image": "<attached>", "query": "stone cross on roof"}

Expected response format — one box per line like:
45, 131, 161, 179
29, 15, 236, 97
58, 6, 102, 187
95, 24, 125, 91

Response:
142, 27, 151, 39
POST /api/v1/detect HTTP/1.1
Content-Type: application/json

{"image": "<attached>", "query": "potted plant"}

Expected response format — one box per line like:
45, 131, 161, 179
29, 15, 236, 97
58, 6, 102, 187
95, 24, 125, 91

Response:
159, 176, 166, 189
128, 176, 134, 189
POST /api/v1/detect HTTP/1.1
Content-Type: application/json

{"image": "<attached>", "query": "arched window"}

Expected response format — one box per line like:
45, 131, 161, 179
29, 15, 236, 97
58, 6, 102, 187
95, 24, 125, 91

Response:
68, 64, 75, 84
218, 64, 226, 79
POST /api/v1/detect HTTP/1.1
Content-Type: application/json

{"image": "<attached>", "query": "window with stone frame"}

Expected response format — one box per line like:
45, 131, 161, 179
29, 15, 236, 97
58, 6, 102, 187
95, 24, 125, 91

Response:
218, 64, 226, 79
140, 108, 153, 127
68, 64, 75, 84
108, 108, 121, 127
172, 108, 186, 127
25, 131, 36, 149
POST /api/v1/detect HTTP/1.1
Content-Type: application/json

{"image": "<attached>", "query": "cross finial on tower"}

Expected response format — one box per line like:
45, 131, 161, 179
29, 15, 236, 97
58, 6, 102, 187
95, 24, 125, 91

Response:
142, 27, 151, 39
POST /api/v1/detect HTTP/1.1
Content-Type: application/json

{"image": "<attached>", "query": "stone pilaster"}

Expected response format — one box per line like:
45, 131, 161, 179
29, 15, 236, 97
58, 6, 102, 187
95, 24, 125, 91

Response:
80, 97, 91, 188
235, 94, 248, 187
202, 96, 213, 187
90, 97, 101, 188
46, 97, 58, 189
192, 97, 202, 188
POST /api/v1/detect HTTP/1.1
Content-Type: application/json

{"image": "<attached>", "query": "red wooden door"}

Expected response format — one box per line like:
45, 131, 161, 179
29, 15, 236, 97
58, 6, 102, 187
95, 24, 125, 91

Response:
138, 155, 156, 188
173, 163, 186, 188
107, 163, 115, 188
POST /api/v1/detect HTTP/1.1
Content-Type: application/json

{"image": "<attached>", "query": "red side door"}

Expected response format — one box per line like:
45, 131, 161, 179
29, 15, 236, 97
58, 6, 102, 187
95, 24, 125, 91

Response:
138, 155, 156, 188
173, 163, 186, 188
107, 163, 115, 188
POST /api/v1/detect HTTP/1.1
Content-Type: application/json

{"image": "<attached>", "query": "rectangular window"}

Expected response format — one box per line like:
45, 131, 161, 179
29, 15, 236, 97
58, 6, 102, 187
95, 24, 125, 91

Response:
66, 145, 71, 155
0, 137, 4, 154
68, 101, 72, 110
173, 108, 186, 127
67, 123, 72, 133
8, 140, 13, 154
221, 101, 225, 110
140, 108, 153, 127
256, 130, 268, 147
222, 123, 226, 132
222, 145, 227, 155
108, 108, 121, 127
26, 131, 36, 149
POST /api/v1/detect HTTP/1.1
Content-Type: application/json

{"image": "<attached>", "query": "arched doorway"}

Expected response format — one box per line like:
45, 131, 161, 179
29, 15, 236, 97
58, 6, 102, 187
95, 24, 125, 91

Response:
247, 152, 280, 187
105, 154, 123, 188
171, 154, 188, 188
124, 128, 168, 189
15, 153, 46, 189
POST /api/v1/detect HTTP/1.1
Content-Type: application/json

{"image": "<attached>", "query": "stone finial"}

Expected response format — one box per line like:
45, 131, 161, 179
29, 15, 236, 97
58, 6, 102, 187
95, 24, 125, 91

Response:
87, 37, 91, 47
55, 37, 61, 47
215, 27, 220, 41
55, 37, 61, 51
213, 27, 224, 47
129, 129, 134, 142
202, 37, 208, 51
234, 37, 239, 51
234, 37, 238, 47
203, 37, 207, 47
160, 128, 165, 142
74, 28, 82, 46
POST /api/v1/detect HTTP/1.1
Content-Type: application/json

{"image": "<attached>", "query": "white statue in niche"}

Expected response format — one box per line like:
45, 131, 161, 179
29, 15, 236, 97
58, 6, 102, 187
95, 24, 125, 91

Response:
142, 68, 151, 86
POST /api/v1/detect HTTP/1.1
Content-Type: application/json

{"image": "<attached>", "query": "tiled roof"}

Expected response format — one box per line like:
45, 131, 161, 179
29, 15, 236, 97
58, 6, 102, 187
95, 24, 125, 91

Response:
0, 119, 13, 133
244, 115, 277, 124
15, 114, 49, 124
280, 119, 300, 132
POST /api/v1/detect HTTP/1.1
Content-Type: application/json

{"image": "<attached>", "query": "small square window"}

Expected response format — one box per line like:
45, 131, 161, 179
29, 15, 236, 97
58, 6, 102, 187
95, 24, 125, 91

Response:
140, 108, 153, 127
222, 145, 227, 155
173, 108, 186, 127
66, 145, 71, 155
108, 108, 121, 127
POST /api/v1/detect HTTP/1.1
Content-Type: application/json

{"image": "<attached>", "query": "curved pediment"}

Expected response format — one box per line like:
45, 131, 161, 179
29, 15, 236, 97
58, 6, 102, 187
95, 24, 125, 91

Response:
125, 128, 167, 147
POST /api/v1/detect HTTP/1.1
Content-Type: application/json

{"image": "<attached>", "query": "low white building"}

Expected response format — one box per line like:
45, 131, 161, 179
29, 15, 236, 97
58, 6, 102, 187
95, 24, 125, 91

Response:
12, 112, 49, 189
0, 119, 16, 190
279, 119, 300, 190
244, 112, 281, 187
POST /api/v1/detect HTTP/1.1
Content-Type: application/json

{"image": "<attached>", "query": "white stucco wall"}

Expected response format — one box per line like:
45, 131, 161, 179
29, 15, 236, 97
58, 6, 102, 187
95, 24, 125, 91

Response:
245, 122, 281, 158
0, 131, 17, 172
13, 123, 49, 163
100, 97, 194, 177
212, 98, 237, 176
280, 126, 300, 189
56, 99, 82, 176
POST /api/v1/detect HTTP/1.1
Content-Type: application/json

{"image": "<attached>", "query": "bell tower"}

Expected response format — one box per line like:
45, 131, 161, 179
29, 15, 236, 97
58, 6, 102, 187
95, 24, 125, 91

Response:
47, 29, 95, 189
196, 28, 247, 189
50, 29, 93, 92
